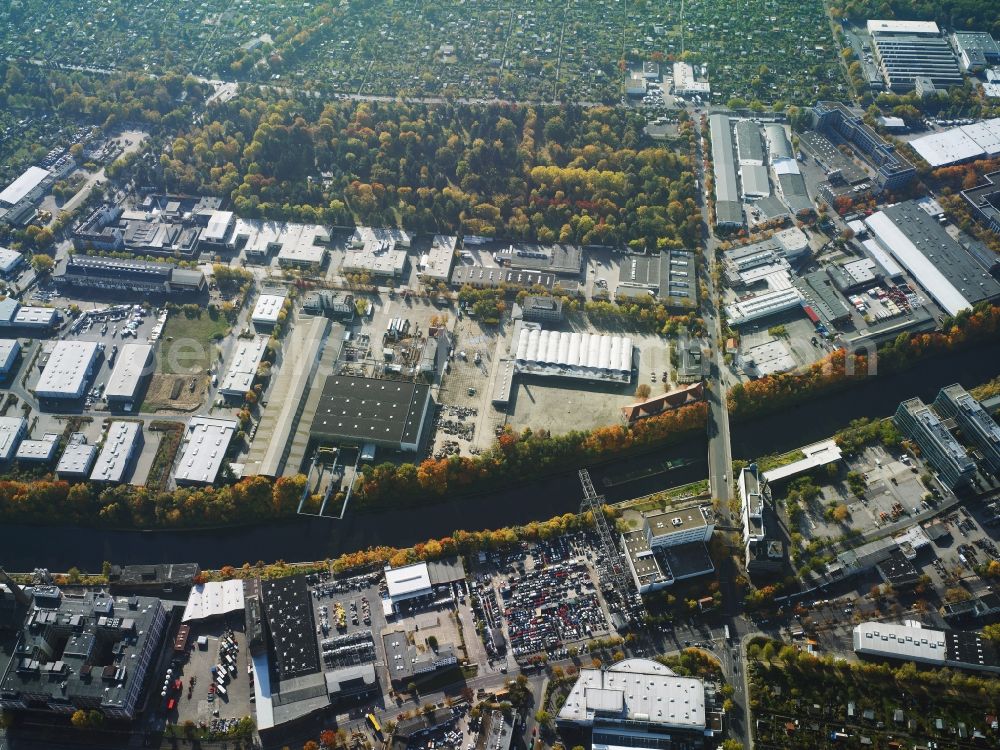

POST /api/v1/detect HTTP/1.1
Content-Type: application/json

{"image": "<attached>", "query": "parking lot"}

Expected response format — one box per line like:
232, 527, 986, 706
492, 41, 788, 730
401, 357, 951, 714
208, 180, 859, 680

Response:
163, 618, 253, 731
479, 535, 612, 663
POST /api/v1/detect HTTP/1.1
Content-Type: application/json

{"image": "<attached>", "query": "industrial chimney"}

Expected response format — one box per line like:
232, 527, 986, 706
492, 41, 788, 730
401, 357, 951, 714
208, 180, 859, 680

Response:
0, 566, 30, 607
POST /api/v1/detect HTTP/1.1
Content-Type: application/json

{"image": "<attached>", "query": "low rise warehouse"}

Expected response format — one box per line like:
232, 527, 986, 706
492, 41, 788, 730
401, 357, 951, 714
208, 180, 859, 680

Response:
174, 416, 238, 485
91, 421, 143, 484
105, 343, 153, 410
219, 336, 269, 397
34, 341, 99, 400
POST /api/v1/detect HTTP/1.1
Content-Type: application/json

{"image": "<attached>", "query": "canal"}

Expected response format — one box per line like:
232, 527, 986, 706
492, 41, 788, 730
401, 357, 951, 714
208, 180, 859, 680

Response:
1, 342, 997, 571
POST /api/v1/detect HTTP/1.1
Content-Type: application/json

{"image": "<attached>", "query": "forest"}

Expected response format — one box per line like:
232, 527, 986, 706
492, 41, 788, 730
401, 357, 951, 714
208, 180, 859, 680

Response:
118, 95, 702, 250
828, 0, 1000, 37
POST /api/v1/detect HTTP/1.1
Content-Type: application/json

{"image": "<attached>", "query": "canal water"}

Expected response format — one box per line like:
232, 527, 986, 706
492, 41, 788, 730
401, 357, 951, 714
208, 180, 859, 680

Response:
2, 342, 997, 571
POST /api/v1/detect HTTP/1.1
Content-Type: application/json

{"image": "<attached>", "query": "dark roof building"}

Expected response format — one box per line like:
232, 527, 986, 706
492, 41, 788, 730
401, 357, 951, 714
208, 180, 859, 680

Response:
311, 375, 432, 452
54, 255, 206, 295
259, 575, 320, 680
108, 563, 199, 596
961, 171, 1000, 242
876, 550, 921, 588
0, 588, 168, 720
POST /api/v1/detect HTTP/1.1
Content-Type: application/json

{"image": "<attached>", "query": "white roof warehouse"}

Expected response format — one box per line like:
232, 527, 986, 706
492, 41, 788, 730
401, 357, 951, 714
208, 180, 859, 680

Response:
35, 341, 99, 399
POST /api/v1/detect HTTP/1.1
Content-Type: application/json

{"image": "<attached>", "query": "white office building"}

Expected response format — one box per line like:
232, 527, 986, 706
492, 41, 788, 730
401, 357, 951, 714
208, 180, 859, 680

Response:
174, 416, 237, 485
0, 416, 27, 462
251, 293, 287, 327
219, 336, 269, 397
56, 443, 98, 478
105, 343, 153, 408
90, 421, 143, 484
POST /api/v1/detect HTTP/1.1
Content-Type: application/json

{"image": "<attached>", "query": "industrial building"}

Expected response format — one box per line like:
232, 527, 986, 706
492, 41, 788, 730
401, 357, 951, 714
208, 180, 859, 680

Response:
0, 586, 168, 720
739, 465, 784, 575
105, 343, 153, 410
811, 102, 916, 191
722, 227, 810, 289
763, 124, 794, 160
961, 170, 1000, 238
762, 439, 842, 485
107, 563, 199, 597
251, 292, 288, 328
310, 375, 432, 452
724, 288, 804, 327
301, 290, 355, 320
56, 442, 98, 479
72, 203, 201, 258
557, 658, 714, 748
864, 201, 1000, 316
417, 235, 457, 283
793, 269, 854, 327
616, 249, 697, 308
737, 340, 796, 378
909, 118, 1000, 167
219, 336, 269, 398
952, 31, 1000, 72
867, 20, 964, 92
622, 504, 715, 593
15, 436, 58, 464
0, 298, 58, 330
173, 416, 238, 485
934, 384, 1000, 475
229, 220, 329, 267
90, 421, 143, 484
54, 255, 206, 295
196, 209, 236, 248
736, 120, 765, 166
450, 266, 557, 292
494, 243, 583, 277
382, 559, 466, 614
344, 226, 411, 278
34, 341, 99, 400
513, 329, 633, 384
0, 247, 24, 279
0, 339, 20, 377
0, 166, 51, 225
0, 416, 27, 463
895, 397, 976, 489
672, 61, 710, 96
181, 580, 245, 622
853, 621, 1000, 675
708, 114, 743, 228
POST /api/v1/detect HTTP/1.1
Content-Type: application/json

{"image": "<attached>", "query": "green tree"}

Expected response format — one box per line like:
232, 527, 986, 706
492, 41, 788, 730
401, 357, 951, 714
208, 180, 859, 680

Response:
30, 254, 55, 274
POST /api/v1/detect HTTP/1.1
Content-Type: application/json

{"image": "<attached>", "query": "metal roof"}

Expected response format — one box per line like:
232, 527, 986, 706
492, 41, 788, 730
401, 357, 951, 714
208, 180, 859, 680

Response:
174, 416, 237, 485
0, 166, 50, 206
35, 341, 98, 398
384, 562, 432, 600
219, 336, 268, 395
56, 443, 97, 476
90, 421, 142, 483
105, 343, 153, 401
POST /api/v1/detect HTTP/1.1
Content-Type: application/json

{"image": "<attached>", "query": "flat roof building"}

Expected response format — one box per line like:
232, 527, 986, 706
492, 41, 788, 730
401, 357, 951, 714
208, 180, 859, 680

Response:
616, 250, 697, 308
418, 235, 457, 283
961, 170, 1000, 239
54, 255, 206, 295
895, 397, 976, 489
762, 439, 842, 484
56, 442, 97, 478
865, 201, 1000, 316
934, 384, 1000, 475
450, 265, 557, 292
90, 421, 143, 484
105, 343, 153, 408
0, 338, 20, 376
0, 166, 50, 207
867, 20, 964, 91
219, 336, 269, 397
739, 465, 784, 575
709, 114, 743, 228
0, 589, 168, 720
251, 293, 287, 328
793, 269, 854, 327
672, 61, 710, 96
494, 242, 583, 277
382, 627, 456, 683
853, 621, 1000, 674
953, 31, 1000, 72
736, 120, 765, 166
909, 118, 1000, 167
15, 436, 58, 464
623, 504, 715, 593
274, 224, 329, 268
311, 375, 431, 452
557, 658, 710, 746
0, 416, 26, 462
174, 416, 237, 485
34, 341, 99, 400
0, 248, 24, 278
724, 287, 804, 327
343, 227, 410, 278
516, 295, 563, 323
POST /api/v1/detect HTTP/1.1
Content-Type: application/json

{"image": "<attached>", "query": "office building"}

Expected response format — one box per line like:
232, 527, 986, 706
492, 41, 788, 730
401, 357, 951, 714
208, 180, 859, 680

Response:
0, 588, 168, 720
382, 627, 457, 683
739, 465, 784, 574
91, 421, 143, 484
229, 220, 328, 268
895, 397, 976, 489
251, 293, 287, 328
311, 375, 432, 452
54, 255, 206, 295
557, 658, 714, 748
864, 201, 1000, 316
0, 416, 27, 463
0, 339, 20, 377
762, 439, 842, 485
961, 170, 1000, 238
515, 296, 563, 323
0, 298, 58, 331
622, 504, 715, 593
853, 621, 1000, 675
709, 114, 743, 228
219, 336, 269, 398
55, 442, 97, 479
174, 416, 237, 485
811, 102, 916, 191
105, 343, 153, 410
909, 118, 1000, 167
34, 341, 99, 400
934, 384, 1000, 475
867, 20, 964, 91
